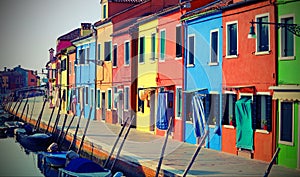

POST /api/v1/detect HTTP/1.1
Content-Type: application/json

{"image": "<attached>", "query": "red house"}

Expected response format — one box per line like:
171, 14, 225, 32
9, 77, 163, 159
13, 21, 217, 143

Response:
221, 0, 276, 162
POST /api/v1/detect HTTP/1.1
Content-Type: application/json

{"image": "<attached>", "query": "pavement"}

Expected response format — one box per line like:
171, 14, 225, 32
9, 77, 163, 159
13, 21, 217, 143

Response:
4, 96, 300, 177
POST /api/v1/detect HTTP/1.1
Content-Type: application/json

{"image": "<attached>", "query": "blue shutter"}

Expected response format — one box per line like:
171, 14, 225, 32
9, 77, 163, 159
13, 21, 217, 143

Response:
266, 95, 272, 132
222, 94, 229, 125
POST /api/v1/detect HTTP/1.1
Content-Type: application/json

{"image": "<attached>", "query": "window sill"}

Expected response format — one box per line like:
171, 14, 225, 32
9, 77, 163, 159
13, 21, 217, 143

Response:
279, 56, 295, 60
124, 64, 130, 67
175, 117, 182, 120
223, 125, 235, 129
208, 62, 219, 66
139, 62, 145, 65
159, 59, 165, 63
209, 125, 216, 128
225, 55, 238, 59
278, 140, 294, 146
186, 64, 195, 68
175, 57, 182, 60
255, 129, 269, 134
112, 66, 118, 69
255, 51, 270, 56
150, 60, 156, 64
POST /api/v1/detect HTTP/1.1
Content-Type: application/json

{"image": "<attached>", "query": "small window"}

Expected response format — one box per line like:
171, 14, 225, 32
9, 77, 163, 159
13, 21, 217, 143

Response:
97, 44, 101, 60
188, 35, 195, 65
124, 87, 129, 110
124, 41, 130, 65
151, 33, 156, 61
85, 87, 89, 105
281, 16, 294, 58
279, 101, 293, 145
176, 25, 182, 58
79, 49, 85, 64
139, 37, 145, 63
210, 30, 218, 64
208, 94, 220, 125
104, 41, 112, 61
107, 89, 112, 110
103, 4, 107, 19
86, 48, 90, 64
97, 89, 101, 108
113, 87, 118, 109
226, 22, 237, 56
160, 30, 166, 61
176, 87, 182, 117
256, 15, 269, 52
113, 44, 118, 67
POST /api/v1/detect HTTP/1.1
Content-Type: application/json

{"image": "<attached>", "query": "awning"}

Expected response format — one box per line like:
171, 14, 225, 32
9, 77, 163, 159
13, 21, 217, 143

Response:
269, 85, 300, 101
183, 88, 208, 94
223, 85, 255, 90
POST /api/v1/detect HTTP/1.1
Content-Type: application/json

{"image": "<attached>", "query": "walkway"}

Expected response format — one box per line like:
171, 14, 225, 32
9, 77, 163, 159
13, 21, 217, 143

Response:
6, 96, 300, 177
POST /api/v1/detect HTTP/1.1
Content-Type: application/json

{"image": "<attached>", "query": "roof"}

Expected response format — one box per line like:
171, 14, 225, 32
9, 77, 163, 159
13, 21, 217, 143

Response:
57, 28, 81, 41
111, 0, 147, 3
71, 33, 94, 44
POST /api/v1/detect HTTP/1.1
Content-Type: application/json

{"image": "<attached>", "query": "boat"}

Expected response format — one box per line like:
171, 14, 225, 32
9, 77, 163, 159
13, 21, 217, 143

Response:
4, 121, 24, 136
58, 157, 112, 177
17, 133, 53, 152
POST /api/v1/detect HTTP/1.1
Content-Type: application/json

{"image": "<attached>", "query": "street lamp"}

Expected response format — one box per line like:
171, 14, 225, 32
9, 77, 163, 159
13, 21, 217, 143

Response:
248, 19, 300, 39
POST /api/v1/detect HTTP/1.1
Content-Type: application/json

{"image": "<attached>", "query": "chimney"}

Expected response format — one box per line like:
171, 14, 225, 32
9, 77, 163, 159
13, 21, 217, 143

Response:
81, 23, 92, 37
49, 48, 55, 61
18, 65, 21, 68
4, 67, 6, 72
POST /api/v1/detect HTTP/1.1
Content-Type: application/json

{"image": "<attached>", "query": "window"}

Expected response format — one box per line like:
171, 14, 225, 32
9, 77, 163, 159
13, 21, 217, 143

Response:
160, 30, 166, 61
31, 79, 35, 82
104, 41, 111, 61
256, 15, 269, 52
226, 22, 237, 56
79, 49, 85, 64
176, 87, 182, 117
91, 89, 94, 107
139, 36, 145, 63
107, 89, 112, 110
97, 44, 101, 60
61, 59, 67, 71
188, 35, 195, 65
176, 25, 182, 58
69, 61, 72, 75
281, 16, 294, 58
222, 94, 237, 126
138, 88, 144, 113
103, 4, 107, 19
86, 48, 90, 64
85, 87, 89, 105
113, 87, 118, 109
251, 95, 272, 131
124, 41, 130, 66
210, 30, 219, 64
208, 94, 220, 125
151, 33, 156, 61
97, 89, 101, 108
279, 101, 293, 145
113, 44, 117, 67
124, 87, 129, 110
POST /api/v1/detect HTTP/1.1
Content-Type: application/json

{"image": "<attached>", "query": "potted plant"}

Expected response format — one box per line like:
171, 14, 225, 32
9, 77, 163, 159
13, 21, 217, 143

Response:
262, 120, 268, 130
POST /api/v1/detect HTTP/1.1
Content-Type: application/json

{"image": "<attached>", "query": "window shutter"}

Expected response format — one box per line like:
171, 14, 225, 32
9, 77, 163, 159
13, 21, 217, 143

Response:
222, 94, 229, 125
256, 95, 262, 129
216, 94, 220, 126
232, 94, 237, 127
266, 95, 272, 132
205, 94, 211, 122
252, 95, 257, 130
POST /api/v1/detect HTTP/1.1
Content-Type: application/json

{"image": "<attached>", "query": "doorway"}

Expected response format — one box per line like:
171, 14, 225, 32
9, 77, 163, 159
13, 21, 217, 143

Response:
101, 92, 106, 121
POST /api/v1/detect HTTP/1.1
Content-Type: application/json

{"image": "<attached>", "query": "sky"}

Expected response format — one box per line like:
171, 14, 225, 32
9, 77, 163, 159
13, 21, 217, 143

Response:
0, 0, 100, 78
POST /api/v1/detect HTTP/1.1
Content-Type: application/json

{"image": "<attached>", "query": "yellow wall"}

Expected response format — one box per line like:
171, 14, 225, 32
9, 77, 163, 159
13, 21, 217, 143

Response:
61, 55, 68, 114
136, 18, 158, 132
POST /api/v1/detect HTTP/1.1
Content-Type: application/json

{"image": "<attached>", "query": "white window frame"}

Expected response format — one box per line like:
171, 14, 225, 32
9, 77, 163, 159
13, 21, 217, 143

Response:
187, 34, 195, 67
175, 86, 182, 119
124, 86, 130, 111
209, 29, 219, 65
279, 14, 296, 60
124, 40, 130, 66
113, 87, 118, 110
159, 29, 166, 62
255, 13, 271, 55
226, 21, 238, 58
278, 101, 294, 146
239, 93, 253, 100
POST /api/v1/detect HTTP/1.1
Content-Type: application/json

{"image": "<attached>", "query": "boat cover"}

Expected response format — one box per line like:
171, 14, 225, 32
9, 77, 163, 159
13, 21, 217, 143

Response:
64, 158, 108, 173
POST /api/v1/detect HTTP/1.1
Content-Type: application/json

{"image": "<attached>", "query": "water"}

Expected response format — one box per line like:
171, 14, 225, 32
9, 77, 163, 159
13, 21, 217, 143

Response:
0, 136, 44, 176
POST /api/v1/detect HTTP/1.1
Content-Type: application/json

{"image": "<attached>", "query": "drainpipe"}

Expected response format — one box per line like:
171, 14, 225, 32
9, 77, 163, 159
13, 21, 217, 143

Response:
93, 25, 97, 120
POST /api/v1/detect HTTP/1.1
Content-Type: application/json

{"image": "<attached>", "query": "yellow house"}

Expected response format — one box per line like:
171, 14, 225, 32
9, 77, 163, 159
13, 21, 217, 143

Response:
136, 17, 158, 132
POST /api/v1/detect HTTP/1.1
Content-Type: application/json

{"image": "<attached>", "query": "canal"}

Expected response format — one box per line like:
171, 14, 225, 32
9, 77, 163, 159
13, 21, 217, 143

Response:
0, 136, 44, 176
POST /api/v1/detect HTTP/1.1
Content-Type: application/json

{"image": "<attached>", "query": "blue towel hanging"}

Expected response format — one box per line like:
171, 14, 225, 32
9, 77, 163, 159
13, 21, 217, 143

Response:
156, 92, 168, 130
192, 94, 206, 137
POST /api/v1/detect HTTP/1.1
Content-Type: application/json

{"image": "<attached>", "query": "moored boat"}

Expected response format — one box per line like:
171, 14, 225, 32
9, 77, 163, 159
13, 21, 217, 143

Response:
17, 133, 53, 152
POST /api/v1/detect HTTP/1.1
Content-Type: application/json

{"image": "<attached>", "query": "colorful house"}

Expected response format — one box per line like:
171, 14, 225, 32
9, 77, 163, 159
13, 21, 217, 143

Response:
222, 0, 276, 162
269, 0, 300, 169
72, 26, 96, 120
182, 3, 223, 150
67, 46, 77, 115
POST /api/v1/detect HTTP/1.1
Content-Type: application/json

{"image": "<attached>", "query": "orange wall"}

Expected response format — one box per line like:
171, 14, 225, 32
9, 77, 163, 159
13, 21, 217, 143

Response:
222, 127, 237, 155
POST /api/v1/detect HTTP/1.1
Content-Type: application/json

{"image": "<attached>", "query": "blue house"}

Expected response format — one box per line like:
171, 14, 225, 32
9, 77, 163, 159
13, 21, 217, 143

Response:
182, 9, 223, 151
73, 33, 96, 119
